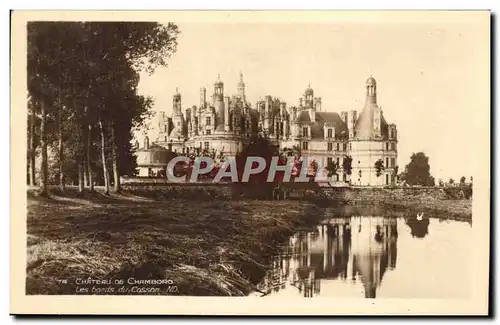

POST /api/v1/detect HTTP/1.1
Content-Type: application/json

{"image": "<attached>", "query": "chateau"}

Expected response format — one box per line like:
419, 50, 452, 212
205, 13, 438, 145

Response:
138, 74, 398, 186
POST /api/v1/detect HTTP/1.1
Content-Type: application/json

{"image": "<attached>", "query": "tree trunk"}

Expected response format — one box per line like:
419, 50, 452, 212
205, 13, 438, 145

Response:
78, 157, 84, 195
83, 158, 88, 187
29, 104, 36, 186
87, 124, 94, 192
58, 105, 65, 191
38, 100, 48, 197
99, 118, 110, 195
111, 121, 120, 193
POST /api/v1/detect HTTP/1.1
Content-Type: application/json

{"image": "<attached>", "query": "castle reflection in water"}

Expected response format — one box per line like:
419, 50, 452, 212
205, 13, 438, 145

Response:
256, 216, 400, 298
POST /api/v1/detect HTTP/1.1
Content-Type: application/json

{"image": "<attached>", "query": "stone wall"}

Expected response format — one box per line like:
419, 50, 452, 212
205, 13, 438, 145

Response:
121, 177, 471, 201
312, 186, 472, 203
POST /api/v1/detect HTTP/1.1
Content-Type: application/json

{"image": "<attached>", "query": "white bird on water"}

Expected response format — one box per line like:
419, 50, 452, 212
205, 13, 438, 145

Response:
416, 212, 424, 221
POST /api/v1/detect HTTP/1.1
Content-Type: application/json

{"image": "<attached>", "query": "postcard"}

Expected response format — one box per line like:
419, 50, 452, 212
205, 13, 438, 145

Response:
10, 10, 490, 315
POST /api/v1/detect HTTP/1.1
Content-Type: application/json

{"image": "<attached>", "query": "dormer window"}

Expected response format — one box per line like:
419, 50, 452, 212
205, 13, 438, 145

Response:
206, 116, 211, 126
327, 128, 333, 138
302, 127, 309, 137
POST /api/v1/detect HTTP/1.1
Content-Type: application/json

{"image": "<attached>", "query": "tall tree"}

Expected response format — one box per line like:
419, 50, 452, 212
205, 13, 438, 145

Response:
343, 155, 353, 180
326, 160, 338, 178
27, 98, 37, 186
374, 159, 385, 183
401, 152, 435, 186
27, 21, 179, 195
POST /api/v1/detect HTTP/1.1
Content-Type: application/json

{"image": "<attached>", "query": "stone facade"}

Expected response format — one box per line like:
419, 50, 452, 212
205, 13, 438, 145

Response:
139, 74, 398, 186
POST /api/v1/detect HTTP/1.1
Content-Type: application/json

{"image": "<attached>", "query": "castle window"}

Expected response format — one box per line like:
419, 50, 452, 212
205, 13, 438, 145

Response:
302, 141, 308, 151
349, 143, 352, 151
302, 127, 308, 137
386, 142, 389, 151
391, 158, 396, 167
206, 116, 211, 126
386, 174, 389, 185
327, 157, 333, 166
385, 157, 389, 167
204, 142, 209, 151
327, 142, 333, 151
327, 128, 333, 138
206, 129, 211, 135
164, 125, 167, 133
391, 142, 396, 151
342, 143, 347, 151
336, 143, 340, 151
177, 122, 180, 127
336, 157, 340, 165
164, 136, 167, 142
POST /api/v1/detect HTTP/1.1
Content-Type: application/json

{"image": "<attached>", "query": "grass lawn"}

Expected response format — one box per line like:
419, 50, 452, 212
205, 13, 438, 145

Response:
26, 187, 324, 295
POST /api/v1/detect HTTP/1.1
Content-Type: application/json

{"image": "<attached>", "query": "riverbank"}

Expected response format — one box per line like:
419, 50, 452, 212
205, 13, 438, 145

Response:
25, 186, 471, 295
26, 188, 324, 295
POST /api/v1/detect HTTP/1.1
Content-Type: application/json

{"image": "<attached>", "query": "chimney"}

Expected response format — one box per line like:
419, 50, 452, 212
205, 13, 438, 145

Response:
144, 136, 149, 150
224, 96, 230, 131
315, 97, 322, 112
200, 87, 206, 108
280, 102, 287, 116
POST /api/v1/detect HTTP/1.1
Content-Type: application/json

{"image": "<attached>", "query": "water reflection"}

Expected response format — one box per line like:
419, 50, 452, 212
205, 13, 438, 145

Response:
405, 215, 430, 238
256, 215, 471, 299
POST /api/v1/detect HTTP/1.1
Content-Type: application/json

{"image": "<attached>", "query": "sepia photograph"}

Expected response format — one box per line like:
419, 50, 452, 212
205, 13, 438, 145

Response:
10, 10, 490, 315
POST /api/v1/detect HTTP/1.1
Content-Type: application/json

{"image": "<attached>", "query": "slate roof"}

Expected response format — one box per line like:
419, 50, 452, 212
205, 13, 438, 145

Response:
292, 110, 349, 139
354, 104, 389, 139
314, 112, 349, 139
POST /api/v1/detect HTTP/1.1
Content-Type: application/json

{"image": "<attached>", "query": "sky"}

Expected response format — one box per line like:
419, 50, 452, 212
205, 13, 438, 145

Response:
137, 18, 489, 182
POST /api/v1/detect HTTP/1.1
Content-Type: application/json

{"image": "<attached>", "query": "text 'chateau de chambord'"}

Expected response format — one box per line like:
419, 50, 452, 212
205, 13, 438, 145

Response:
136, 74, 398, 186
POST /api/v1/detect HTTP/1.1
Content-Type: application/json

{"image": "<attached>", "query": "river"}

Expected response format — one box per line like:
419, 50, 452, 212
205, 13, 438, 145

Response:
253, 213, 472, 299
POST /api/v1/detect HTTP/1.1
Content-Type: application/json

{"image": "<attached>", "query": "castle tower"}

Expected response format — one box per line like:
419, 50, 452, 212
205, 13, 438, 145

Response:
191, 106, 198, 136
305, 84, 316, 121
200, 87, 207, 109
365, 76, 381, 138
263, 96, 272, 132
347, 110, 358, 138
237, 71, 246, 101
281, 102, 289, 139
214, 75, 225, 132
365, 76, 377, 106
171, 88, 185, 139
355, 76, 382, 139
173, 87, 182, 115
304, 84, 314, 108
